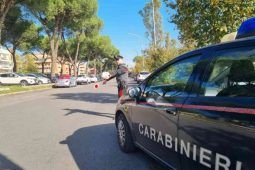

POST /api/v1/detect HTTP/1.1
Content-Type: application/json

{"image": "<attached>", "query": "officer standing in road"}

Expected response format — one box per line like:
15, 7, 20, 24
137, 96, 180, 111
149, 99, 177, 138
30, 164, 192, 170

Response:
103, 55, 128, 98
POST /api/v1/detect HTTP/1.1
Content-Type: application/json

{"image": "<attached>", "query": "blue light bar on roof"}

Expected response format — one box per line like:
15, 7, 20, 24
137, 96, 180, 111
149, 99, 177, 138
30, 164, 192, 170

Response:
236, 17, 255, 39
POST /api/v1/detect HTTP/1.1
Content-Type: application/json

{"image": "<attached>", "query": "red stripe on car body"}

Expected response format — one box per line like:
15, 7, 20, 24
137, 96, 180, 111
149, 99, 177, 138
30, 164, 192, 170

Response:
137, 102, 255, 115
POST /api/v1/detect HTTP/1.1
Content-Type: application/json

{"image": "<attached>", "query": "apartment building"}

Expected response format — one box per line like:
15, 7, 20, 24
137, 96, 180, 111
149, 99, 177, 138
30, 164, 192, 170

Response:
34, 54, 87, 75
0, 46, 13, 73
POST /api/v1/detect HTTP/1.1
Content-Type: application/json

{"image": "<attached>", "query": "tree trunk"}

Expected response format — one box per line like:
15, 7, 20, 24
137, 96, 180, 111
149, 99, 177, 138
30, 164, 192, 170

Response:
69, 64, 71, 75
73, 64, 77, 77
0, 21, 3, 43
93, 58, 96, 76
86, 59, 89, 75
12, 48, 16, 72
50, 38, 59, 78
73, 41, 80, 77
41, 62, 44, 74
60, 63, 64, 75
0, 0, 14, 43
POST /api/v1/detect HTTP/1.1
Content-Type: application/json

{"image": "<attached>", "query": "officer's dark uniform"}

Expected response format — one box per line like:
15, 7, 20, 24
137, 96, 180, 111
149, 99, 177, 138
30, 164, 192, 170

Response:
107, 60, 128, 98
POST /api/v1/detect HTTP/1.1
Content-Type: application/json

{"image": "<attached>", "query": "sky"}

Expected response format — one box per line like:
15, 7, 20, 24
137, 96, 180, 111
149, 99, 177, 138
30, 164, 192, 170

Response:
97, 0, 179, 67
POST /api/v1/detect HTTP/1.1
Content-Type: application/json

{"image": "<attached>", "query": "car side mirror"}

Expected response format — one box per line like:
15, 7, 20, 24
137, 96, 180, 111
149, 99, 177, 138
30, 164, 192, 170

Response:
128, 87, 141, 98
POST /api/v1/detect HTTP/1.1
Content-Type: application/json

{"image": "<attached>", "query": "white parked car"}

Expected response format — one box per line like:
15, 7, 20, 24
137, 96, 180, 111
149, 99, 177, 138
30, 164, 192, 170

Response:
26, 73, 51, 84
136, 71, 150, 83
0, 73, 37, 86
101, 72, 111, 80
89, 76, 98, 83
76, 75, 91, 85
54, 74, 77, 88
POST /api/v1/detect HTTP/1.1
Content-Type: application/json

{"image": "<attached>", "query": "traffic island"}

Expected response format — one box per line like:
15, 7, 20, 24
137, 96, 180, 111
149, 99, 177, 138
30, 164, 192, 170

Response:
0, 84, 53, 96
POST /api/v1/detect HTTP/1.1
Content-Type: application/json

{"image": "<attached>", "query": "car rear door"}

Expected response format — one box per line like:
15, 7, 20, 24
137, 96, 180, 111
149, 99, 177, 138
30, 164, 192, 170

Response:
179, 44, 255, 170
131, 53, 202, 169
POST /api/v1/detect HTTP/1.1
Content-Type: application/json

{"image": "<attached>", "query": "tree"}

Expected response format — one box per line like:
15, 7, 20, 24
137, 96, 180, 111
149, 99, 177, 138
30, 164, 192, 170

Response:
133, 56, 146, 73
83, 35, 119, 75
164, 0, 255, 47
144, 45, 178, 72
21, 54, 38, 73
62, 16, 103, 77
25, 0, 98, 77
139, 0, 164, 47
29, 37, 51, 74
1, 6, 39, 72
0, 0, 16, 43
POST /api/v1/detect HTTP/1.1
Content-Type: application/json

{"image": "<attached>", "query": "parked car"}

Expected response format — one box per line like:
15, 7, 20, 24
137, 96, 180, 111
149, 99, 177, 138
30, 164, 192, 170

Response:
89, 76, 98, 83
136, 71, 150, 83
30, 73, 48, 78
76, 75, 91, 85
54, 74, 76, 88
44, 73, 58, 83
26, 73, 51, 84
0, 73, 37, 86
102, 72, 111, 80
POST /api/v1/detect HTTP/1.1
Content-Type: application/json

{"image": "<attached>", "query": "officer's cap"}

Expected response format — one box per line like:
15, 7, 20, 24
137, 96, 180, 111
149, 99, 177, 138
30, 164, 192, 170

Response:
114, 55, 124, 60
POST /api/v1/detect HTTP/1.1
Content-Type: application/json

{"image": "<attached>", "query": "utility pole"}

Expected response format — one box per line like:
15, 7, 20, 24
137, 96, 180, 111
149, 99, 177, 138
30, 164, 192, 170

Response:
152, 0, 157, 46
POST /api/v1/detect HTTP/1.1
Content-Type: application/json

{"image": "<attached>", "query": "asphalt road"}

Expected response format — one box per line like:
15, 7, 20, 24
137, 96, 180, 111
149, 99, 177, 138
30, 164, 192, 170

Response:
0, 79, 166, 170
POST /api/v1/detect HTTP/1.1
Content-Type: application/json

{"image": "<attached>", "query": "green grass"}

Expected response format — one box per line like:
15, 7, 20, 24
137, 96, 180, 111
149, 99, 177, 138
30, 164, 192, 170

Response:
0, 84, 53, 95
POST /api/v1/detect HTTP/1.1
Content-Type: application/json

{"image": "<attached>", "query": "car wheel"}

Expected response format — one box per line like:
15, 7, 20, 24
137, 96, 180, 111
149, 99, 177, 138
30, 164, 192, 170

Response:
116, 114, 136, 153
20, 80, 28, 86
38, 81, 43, 85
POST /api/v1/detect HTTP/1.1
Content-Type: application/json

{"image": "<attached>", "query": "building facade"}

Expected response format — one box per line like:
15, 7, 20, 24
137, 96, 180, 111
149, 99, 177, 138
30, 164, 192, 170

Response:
0, 46, 13, 73
34, 54, 87, 75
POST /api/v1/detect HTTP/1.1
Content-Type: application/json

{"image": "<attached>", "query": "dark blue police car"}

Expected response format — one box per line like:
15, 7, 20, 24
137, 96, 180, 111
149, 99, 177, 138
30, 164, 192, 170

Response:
115, 18, 255, 170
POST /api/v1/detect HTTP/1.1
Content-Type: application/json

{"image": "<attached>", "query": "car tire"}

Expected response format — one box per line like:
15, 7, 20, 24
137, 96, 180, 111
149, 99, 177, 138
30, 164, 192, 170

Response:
116, 114, 136, 153
20, 80, 28, 86
38, 81, 43, 85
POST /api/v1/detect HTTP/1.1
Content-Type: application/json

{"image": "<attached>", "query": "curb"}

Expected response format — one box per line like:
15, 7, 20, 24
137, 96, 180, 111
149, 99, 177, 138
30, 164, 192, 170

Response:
0, 86, 53, 97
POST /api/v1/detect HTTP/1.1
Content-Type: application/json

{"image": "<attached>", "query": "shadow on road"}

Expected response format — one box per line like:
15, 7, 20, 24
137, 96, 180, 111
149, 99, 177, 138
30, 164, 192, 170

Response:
64, 108, 114, 119
60, 123, 166, 170
0, 153, 23, 170
52, 92, 118, 104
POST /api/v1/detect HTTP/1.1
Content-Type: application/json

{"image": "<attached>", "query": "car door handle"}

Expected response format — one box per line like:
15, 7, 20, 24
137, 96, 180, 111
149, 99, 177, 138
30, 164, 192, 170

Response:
165, 108, 177, 115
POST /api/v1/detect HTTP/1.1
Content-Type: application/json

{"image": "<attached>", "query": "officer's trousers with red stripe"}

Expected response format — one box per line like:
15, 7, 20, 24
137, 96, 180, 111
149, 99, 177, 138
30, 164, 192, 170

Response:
118, 87, 124, 98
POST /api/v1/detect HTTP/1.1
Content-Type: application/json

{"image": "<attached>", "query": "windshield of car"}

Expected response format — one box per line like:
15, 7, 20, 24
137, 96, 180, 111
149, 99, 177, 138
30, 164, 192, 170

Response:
16, 73, 24, 77
27, 74, 36, 77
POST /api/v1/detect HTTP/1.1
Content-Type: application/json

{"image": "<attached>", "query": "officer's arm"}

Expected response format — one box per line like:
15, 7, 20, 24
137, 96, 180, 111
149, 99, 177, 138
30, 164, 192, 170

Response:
106, 71, 117, 81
